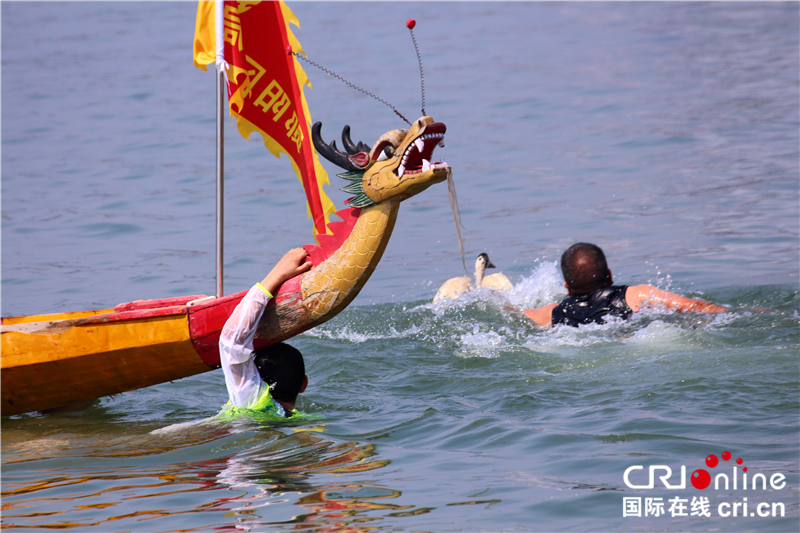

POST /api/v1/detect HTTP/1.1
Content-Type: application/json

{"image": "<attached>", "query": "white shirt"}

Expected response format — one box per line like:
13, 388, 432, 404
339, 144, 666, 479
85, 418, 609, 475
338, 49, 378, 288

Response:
219, 285, 271, 408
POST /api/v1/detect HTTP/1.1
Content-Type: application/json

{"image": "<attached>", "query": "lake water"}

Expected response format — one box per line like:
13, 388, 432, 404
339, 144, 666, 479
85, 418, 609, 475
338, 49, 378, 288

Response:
2, 2, 798, 532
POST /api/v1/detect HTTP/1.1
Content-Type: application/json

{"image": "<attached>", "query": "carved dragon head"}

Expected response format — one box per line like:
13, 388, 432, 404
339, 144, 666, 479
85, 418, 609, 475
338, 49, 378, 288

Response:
312, 116, 449, 207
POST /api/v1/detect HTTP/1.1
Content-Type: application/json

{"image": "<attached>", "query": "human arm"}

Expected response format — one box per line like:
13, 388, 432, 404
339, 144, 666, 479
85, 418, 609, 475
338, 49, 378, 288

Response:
258, 247, 313, 297
523, 303, 559, 327
219, 248, 312, 407
625, 284, 726, 313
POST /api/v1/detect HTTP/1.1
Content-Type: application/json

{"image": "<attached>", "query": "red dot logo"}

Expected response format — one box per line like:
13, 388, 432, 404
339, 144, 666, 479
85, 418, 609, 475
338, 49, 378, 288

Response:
705, 454, 719, 468
722, 451, 731, 461
743, 467, 748, 472
736, 458, 743, 465
691, 469, 711, 490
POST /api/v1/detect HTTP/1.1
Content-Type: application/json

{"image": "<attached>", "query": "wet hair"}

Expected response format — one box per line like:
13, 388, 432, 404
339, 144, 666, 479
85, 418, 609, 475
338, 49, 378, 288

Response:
253, 342, 306, 403
560, 243, 612, 294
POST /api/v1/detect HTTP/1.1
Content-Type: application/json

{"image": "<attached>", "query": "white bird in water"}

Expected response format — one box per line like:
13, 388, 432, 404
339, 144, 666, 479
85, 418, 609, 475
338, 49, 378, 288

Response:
433, 253, 513, 302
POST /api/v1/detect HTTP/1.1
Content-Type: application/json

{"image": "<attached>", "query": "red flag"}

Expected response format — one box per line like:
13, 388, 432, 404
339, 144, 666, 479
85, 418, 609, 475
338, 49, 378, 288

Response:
194, 1, 336, 236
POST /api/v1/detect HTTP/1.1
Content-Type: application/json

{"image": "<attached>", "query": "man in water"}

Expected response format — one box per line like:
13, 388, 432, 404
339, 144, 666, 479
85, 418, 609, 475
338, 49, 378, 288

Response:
524, 243, 725, 327
219, 247, 313, 417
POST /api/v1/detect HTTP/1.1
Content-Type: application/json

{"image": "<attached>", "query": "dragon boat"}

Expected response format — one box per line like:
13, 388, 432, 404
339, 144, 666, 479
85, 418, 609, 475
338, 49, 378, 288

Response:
1, 117, 449, 416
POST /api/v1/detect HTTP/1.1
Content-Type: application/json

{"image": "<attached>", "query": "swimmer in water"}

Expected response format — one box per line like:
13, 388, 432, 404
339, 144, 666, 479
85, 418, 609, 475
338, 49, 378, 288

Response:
219, 247, 313, 417
523, 243, 726, 328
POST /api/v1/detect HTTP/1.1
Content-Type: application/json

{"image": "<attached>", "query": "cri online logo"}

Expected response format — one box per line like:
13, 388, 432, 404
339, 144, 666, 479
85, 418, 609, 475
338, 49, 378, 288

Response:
624, 450, 787, 491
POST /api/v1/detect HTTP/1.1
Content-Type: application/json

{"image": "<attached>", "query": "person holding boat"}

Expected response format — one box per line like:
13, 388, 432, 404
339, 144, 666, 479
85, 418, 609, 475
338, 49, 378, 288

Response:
523, 242, 726, 327
219, 247, 312, 418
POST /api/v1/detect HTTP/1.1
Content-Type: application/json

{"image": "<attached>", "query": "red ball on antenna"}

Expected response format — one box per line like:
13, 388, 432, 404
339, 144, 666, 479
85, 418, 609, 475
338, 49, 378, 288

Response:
406, 19, 416, 30
286, 45, 293, 55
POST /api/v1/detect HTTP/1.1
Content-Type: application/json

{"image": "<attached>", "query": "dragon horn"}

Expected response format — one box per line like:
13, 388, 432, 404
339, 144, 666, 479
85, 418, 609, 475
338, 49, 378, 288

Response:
342, 125, 372, 155
342, 126, 371, 155
341, 125, 359, 155
313, 122, 362, 171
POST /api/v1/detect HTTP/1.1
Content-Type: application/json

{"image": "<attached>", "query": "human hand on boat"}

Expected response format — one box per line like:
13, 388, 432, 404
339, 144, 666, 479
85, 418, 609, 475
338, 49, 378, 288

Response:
260, 247, 313, 296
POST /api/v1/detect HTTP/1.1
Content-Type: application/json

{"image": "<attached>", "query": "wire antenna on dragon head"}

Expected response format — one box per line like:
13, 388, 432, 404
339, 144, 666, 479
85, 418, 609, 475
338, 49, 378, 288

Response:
406, 19, 425, 117
289, 19, 430, 125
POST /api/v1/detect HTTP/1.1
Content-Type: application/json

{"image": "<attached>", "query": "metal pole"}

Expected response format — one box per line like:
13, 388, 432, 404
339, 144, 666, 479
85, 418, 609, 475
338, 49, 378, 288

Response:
215, 65, 225, 298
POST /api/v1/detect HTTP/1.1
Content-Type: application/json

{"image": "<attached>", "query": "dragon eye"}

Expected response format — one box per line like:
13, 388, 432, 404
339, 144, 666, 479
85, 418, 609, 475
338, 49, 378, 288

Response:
375, 142, 397, 162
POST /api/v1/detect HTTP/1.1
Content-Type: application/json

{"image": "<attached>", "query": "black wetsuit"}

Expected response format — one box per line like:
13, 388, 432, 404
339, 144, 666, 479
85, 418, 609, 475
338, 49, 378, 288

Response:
552, 285, 632, 327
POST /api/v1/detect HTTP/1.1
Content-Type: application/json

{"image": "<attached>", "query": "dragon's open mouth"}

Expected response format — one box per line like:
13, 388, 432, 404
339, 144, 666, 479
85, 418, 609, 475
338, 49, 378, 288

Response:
397, 122, 447, 178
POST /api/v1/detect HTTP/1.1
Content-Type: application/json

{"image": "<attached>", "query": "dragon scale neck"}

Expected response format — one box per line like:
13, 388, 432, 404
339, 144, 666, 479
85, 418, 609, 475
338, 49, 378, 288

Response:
300, 200, 400, 320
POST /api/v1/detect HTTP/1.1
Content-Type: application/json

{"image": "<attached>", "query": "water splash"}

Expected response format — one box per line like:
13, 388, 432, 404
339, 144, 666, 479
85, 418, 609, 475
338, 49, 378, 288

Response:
457, 324, 510, 359
506, 261, 564, 309
303, 323, 422, 343
307, 263, 762, 358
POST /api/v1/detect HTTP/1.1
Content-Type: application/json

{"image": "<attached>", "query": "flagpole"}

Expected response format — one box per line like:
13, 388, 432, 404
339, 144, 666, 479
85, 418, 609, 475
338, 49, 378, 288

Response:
215, 64, 224, 299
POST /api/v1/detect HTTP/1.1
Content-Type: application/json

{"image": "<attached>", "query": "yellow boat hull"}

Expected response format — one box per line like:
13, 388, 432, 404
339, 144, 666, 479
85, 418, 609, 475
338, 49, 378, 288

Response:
2, 305, 212, 416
